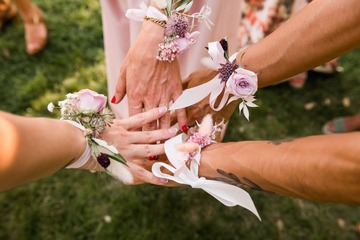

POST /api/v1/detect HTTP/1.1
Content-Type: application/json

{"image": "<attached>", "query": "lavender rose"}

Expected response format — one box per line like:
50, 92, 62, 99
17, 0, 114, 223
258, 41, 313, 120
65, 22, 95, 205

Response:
226, 68, 258, 99
77, 89, 107, 113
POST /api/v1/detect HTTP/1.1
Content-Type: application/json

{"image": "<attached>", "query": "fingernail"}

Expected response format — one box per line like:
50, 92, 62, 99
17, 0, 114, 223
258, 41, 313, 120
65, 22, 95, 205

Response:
111, 96, 116, 103
158, 106, 168, 113
148, 156, 158, 161
181, 125, 188, 132
160, 178, 168, 184
168, 127, 178, 134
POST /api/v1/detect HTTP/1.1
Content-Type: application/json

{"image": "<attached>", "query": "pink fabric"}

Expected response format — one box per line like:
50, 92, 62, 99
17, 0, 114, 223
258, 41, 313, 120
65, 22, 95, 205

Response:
100, 0, 242, 118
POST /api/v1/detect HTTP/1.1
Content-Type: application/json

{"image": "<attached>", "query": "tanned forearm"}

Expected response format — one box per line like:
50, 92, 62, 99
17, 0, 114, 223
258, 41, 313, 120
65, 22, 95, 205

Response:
199, 133, 360, 204
241, 0, 360, 87
0, 112, 86, 191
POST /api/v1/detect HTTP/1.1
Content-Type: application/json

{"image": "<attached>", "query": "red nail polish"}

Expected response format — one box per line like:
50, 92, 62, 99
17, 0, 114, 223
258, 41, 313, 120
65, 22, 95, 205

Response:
111, 96, 116, 103
181, 125, 188, 132
148, 156, 158, 161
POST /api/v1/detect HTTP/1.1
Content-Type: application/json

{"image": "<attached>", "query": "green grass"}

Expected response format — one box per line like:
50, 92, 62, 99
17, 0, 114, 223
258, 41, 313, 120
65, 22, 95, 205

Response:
1, 1, 360, 239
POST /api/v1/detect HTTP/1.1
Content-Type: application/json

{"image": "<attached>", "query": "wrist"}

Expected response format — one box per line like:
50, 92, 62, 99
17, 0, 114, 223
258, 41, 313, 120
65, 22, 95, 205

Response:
62, 120, 90, 168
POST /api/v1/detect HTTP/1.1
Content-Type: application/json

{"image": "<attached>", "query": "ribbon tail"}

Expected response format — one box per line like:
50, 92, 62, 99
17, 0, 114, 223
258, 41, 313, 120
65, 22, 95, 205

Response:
169, 77, 219, 110
209, 85, 228, 111
197, 180, 261, 220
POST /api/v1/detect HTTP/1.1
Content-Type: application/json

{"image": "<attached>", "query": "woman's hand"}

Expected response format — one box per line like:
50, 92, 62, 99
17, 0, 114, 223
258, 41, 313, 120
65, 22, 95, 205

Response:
112, 21, 187, 132
81, 107, 178, 185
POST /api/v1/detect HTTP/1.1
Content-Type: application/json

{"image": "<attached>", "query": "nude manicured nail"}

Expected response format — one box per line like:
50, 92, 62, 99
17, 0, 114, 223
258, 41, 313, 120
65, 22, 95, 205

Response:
158, 106, 168, 113
168, 127, 178, 134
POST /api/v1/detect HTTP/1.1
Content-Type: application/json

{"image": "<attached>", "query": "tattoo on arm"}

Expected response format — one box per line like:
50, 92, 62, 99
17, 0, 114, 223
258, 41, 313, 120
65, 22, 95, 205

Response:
214, 169, 271, 193
268, 138, 294, 145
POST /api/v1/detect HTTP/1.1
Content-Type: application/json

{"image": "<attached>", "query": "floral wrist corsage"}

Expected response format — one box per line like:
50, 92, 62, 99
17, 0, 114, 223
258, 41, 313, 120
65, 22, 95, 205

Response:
152, 114, 260, 219
170, 38, 259, 120
48, 89, 131, 181
126, 0, 213, 62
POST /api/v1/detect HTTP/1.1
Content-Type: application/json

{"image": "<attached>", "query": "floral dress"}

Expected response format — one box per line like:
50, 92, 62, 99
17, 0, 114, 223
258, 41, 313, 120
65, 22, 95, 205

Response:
238, 0, 311, 48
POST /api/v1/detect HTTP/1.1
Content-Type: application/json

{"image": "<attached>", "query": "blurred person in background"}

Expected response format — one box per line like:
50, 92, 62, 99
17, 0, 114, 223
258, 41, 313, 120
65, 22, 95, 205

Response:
0, 0, 47, 54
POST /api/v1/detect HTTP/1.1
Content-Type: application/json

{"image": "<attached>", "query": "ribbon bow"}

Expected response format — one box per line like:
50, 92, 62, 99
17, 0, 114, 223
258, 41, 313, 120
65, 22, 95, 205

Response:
152, 134, 261, 220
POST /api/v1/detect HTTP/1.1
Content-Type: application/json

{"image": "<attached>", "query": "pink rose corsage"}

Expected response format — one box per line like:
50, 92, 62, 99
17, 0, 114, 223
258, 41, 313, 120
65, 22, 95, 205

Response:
152, 114, 260, 219
48, 89, 132, 182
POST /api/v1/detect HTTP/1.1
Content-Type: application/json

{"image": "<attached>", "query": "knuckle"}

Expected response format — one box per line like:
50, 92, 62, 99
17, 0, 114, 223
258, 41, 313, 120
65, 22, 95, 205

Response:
144, 131, 155, 143
144, 144, 152, 156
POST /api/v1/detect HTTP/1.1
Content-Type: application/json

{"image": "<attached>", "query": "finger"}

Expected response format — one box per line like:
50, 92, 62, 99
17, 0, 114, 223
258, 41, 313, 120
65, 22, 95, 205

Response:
142, 102, 158, 132
171, 90, 187, 132
113, 69, 127, 104
128, 127, 178, 144
129, 143, 167, 158
127, 99, 144, 131
158, 110, 171, 130
119, 107, 168, 130
176, 142, 199, 153
126, 162, 168, 186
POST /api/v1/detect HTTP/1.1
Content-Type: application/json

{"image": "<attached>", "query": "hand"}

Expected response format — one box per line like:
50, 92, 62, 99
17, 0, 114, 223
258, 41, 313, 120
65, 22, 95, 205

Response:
112, 22, 187, 131
173, 69, 240, 140
81, 107, 178, 185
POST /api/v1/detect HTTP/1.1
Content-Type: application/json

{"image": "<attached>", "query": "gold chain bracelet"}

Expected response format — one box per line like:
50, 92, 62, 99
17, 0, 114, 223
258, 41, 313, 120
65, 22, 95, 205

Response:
144, 16, 167, 28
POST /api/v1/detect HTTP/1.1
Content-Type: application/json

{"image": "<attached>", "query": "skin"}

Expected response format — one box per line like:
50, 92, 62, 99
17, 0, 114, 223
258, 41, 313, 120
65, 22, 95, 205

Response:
167, 0, 360, 204
0, 107, 175, 192
113, 2, 187, 132
198, 134, 360, 204
12, 0, 47, 54
241, 0, 360, 87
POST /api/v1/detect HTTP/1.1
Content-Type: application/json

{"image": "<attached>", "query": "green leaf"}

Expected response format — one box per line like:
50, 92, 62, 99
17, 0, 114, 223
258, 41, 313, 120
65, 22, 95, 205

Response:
108, 153, 128, 166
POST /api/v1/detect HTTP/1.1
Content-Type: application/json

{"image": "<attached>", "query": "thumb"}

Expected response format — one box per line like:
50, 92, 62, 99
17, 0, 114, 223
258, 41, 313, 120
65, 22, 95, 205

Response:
112, 72, 126, 104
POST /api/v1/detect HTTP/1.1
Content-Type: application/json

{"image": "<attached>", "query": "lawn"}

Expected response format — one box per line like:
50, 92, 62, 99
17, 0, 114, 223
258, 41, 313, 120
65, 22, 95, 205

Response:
0, 1, 359, 239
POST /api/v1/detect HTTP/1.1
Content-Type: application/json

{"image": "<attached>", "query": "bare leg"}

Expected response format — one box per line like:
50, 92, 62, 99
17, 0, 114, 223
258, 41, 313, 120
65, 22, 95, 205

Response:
12, 0, 47, 54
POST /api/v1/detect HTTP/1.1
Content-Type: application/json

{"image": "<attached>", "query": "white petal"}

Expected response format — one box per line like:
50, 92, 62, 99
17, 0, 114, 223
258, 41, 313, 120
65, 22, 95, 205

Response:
243, 104, 250, 121
92, 138, 119, 154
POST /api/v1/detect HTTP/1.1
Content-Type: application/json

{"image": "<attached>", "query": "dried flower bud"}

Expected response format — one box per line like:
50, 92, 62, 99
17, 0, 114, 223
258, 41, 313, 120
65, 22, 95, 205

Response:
97, 153, 111, 168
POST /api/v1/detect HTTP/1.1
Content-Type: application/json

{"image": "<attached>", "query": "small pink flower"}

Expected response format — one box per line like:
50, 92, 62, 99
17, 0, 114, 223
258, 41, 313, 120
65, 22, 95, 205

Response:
176, 31, 200, 54
77, 89, 107, 113
226, 68, 258, 99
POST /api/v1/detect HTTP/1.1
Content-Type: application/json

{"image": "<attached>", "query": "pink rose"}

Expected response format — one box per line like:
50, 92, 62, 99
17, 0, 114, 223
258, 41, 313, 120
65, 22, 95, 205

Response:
176, 31, 200, 54
226, 68, 258, 98
77, 89, 107, 113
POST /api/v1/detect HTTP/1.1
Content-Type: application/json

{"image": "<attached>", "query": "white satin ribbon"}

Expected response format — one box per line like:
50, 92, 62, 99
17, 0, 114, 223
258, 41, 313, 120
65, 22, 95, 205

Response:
169, 41, 239, 112
62, 121, 134, 184
63, 120, 91, 169
126, 2, 167, 22
152, 134, 261, 220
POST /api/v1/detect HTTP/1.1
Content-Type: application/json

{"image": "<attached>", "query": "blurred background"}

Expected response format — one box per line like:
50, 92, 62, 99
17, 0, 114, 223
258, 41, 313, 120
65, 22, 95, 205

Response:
0, 1, 359, 239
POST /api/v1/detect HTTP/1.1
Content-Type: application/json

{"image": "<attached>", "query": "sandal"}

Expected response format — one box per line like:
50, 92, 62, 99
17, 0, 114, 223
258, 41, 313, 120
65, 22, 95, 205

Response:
322, 117, 346, 134
23, 4, 47, 55
322, 115, 360, 134
289, 72, 307, 89
313, 59, 344, 74
0, 0, 17, 29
